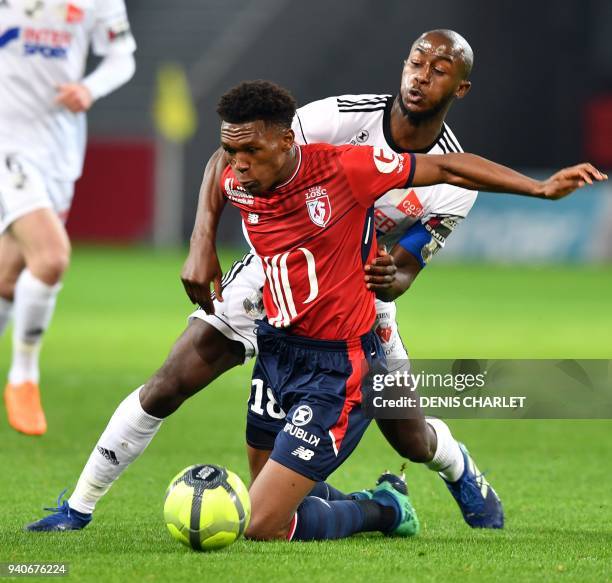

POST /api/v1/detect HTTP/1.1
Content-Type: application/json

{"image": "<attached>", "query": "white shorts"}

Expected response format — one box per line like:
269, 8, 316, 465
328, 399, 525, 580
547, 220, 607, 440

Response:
189, 252, 410, 366
190, 253, 265, 363
0, 152, 74, 234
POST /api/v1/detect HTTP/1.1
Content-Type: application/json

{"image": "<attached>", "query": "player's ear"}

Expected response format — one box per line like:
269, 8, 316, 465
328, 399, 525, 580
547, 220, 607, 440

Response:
455, 80, 471, 100
281, 128, 295, 152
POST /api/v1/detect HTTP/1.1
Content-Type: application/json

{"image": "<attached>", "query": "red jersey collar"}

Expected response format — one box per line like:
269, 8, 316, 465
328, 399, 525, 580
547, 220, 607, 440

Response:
274, 144, 302, 190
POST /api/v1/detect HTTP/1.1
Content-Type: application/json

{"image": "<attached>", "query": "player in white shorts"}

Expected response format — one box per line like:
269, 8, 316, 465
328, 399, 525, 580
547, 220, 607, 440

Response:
27, 29, 605, 532
0, 0, 136, 435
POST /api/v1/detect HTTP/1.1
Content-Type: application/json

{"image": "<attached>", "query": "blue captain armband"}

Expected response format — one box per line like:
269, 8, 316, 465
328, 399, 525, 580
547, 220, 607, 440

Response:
397, 221, 433, 267
397, 215, 463, 266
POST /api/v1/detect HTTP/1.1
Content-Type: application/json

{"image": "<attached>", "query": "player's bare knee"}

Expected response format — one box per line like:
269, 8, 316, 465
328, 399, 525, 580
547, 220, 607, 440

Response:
30, 249, 70, 285
141, 368, 183, 405
140, 356, 202, 417
244, 517, 287, 541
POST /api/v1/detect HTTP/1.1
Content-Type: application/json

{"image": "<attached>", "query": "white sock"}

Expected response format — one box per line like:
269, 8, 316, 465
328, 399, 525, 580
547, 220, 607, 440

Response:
425, 418, 465, 482
8, 270, 61, 384
69, 387, 163, 514
0, 295, 13, 337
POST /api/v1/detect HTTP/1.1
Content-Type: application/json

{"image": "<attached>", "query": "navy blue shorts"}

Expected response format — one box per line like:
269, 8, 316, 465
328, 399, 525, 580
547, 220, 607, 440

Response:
246, 320, 387, 482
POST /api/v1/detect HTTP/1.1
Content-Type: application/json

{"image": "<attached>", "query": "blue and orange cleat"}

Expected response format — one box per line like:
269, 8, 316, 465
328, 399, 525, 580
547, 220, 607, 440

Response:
25, 490, 92, 532
443, 443, 504, 529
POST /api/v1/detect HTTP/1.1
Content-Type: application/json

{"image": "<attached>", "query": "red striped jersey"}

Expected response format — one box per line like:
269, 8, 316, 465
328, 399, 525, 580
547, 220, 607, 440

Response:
221, 142, 415, 340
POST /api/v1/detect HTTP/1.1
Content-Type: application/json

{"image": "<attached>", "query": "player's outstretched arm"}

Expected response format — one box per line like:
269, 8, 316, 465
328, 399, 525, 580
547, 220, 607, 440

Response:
180, 147, 227, 313
412, 154, 607, 199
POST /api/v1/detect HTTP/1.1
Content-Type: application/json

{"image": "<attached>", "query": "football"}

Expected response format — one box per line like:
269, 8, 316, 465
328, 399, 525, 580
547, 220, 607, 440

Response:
163, 464, 251, 551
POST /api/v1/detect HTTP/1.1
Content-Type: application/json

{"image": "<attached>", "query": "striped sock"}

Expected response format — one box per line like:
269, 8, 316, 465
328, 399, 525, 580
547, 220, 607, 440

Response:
288, 496, 395, 541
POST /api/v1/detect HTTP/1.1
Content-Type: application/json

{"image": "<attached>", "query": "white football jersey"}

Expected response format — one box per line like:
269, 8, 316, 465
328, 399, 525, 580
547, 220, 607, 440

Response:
292, 94, 477, 265
0, 0, 136, 181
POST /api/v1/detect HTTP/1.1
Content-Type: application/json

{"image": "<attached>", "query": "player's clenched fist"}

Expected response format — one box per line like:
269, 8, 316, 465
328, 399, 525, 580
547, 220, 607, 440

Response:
55, 83, 93, 113
364, 247, 397, 292
537, 163, 607, 200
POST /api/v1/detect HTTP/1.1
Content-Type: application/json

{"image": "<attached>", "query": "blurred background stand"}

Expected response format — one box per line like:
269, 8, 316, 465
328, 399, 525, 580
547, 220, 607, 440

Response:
68, 0, 612, 260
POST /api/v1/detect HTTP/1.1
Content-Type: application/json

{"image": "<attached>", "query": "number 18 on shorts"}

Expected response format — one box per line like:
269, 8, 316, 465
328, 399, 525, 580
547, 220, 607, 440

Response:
245, 320, 387, 482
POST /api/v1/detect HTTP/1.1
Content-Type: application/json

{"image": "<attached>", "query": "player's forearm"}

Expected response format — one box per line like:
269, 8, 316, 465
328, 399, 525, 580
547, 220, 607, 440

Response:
82, 52, 135, 101
417, 153, 544, 197
189, 148, 227, 250
374, 272, 414, 302
369, 245, 421, 302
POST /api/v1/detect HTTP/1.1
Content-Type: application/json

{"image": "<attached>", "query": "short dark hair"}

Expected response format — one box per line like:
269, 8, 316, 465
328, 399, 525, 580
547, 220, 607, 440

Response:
217, 80, 296, 129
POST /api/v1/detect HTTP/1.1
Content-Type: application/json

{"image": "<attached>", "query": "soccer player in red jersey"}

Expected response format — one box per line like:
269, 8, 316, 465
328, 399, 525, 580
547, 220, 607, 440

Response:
212, 81, 605, 541
26, 79, 606, 537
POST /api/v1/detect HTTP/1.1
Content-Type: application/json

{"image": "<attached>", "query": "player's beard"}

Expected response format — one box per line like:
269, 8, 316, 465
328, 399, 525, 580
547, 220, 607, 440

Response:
397, 92, 454, 125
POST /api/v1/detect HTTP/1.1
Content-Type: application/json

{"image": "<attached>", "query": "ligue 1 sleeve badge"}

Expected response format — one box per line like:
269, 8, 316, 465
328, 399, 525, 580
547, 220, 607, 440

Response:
373, 147, 401, 174
305, 186, 332, 227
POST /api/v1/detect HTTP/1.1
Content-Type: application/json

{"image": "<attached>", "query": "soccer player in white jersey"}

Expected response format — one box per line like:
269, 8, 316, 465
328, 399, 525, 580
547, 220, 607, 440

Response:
25, 29, 607, 532
0, 0, 136, 435
186, 29, 500, 527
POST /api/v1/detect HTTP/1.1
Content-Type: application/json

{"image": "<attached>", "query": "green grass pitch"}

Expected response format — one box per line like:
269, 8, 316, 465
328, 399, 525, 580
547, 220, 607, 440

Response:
1, 247, 611, 582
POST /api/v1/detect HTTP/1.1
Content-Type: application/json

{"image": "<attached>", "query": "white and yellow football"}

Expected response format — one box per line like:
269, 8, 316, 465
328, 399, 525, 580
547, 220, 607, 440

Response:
163, 464, 251, 551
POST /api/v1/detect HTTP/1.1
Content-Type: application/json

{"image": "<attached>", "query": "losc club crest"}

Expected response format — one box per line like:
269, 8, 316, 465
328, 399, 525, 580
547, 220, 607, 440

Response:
375, 325, 393, 343
305, 187, 332, 227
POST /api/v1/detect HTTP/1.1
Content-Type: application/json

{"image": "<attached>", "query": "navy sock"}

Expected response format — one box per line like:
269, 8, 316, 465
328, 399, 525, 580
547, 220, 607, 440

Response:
308, 481, 350, 501
290, 496, 396, 541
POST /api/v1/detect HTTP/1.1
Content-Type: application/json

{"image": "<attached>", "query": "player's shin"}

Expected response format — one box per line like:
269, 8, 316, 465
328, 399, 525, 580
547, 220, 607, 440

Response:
289, 496, 396, 541
68, 387, 163, 514
9, 269, 60, 384
425, 417, 465, 482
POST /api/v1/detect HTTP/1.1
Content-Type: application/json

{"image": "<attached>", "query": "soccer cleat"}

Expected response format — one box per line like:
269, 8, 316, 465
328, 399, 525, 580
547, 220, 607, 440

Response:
443, 443, 504, 529
25, 490, 92, 532
4, 382, 47, 435
371, 472, 419, 537
376, 470, 408, 495
348, 467, 407, 501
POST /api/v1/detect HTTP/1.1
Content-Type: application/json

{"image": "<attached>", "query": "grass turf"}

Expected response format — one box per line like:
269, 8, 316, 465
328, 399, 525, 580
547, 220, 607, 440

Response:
1, 247, 611, 582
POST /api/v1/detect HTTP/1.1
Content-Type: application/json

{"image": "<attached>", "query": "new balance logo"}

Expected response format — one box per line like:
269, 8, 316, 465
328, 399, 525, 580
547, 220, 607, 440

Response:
97, 446, 119, 465
291, 446, 315, 461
